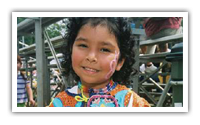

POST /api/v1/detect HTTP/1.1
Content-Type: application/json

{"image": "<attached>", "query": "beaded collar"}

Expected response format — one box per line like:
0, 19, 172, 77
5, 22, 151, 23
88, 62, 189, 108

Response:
77, 80, 115, 94
74, 80, 117, 104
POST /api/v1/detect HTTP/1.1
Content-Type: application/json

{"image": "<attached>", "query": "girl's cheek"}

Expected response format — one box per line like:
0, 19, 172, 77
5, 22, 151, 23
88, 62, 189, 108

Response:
104, 51, 119, 79
72, 48, 83, 67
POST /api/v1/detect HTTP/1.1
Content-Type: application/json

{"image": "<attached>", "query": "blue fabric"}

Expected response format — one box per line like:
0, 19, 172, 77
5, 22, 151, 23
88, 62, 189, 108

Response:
90, 98, 116, 107
114, 90, 129, 107
53, 98, 63, 107
75, 101, 82, 107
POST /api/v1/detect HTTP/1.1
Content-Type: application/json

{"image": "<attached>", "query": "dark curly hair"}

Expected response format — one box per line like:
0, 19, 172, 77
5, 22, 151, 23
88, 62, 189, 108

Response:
62, 17, 136, 86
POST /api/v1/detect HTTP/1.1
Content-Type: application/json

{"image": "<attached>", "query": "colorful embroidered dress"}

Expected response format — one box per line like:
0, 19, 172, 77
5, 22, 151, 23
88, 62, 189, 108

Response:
49, 81, 150, 107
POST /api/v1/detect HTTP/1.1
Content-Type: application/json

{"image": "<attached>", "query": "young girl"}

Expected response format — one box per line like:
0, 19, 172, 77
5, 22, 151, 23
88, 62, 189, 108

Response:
17, 55, 35, 107
49, 17, 150, 107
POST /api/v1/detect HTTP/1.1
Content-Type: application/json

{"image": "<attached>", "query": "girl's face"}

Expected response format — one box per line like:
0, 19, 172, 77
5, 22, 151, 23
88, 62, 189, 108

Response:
72, 24, 125, 89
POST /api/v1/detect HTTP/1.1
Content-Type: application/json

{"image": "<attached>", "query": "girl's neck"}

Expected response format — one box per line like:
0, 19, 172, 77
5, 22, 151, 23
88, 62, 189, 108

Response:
81, 79, 111, 90
78, 80, 114, 94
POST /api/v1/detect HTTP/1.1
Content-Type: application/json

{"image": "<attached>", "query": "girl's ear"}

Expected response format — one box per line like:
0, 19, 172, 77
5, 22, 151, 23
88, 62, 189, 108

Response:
115, 58, 125, 71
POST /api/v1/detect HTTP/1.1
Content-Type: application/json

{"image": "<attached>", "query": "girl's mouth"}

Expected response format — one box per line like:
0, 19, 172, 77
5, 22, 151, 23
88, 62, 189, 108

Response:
82, 66, 99, 73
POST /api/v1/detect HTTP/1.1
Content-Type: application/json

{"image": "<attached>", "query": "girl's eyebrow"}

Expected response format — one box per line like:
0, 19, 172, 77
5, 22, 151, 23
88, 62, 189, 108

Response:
75, 37, 88, 42
101, 41, 115, 48
75, 37, 115, 48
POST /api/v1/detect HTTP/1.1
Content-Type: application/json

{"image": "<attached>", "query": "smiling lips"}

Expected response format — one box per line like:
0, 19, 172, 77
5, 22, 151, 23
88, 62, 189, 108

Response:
82, 66, 99, 74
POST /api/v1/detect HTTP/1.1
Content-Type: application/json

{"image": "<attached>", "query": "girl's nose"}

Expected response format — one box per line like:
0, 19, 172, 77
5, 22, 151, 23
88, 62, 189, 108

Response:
86, 51, 97, 63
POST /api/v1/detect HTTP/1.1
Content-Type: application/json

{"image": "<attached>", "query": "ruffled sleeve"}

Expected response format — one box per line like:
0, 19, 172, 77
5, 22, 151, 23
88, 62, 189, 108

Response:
49, 91, 67, 107
127, 91, 151, 107
49, 90, 78, 107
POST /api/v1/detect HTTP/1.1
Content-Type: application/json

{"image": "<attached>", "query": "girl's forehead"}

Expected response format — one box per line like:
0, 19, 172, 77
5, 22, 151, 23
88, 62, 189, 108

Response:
77, 25, 119, 46
81, 23, 108, 32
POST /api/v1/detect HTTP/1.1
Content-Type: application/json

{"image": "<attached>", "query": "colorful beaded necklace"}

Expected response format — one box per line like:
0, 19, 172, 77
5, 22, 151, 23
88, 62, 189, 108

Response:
80, 80, 114, 93
75, 80, 116, 103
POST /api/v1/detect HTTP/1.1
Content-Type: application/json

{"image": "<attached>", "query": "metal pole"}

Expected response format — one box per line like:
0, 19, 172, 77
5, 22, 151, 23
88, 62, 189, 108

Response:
139, 61, 167, 85
43, 29, 67, 86
44, 54, 51, 106
17, 37, 19, 55
140, 86, 157, 104
22, 36, 25, 48
156, 77, 171, 107
25, 56, 28, 79
149, 78, 171, 96
30, 65, 33, 89
35, 17, 45, 107
131, 36, 139, 93
43, 29, 62, 72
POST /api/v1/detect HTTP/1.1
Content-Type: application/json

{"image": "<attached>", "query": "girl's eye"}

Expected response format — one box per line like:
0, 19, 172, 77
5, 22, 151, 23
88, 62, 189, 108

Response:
100, 48, 111, 53
78, 44, 88, 48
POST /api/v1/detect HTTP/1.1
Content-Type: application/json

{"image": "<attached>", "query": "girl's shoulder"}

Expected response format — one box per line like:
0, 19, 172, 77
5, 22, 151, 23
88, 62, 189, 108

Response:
55, 85, 78, 97
110, 83, 130, 95
128, 90, 151, 107
49, 86, 79, 107
112, 84, 150, 107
